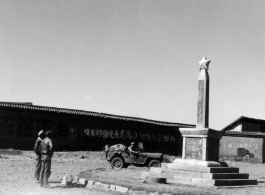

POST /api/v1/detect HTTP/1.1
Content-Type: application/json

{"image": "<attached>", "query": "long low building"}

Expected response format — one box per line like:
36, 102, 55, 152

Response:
0, 102, 195, 156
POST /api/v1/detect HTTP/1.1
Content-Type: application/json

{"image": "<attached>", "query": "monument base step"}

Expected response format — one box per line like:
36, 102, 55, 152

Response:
172, 159, 228, 167
160, 163, 257, 186
171, 170, 249, 179
162, 163, 239, 173
142, 171, 248, 180
169, 178, 258, 186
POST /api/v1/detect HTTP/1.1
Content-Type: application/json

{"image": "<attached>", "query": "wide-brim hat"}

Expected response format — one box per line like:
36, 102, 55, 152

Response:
38, 130, 44, 136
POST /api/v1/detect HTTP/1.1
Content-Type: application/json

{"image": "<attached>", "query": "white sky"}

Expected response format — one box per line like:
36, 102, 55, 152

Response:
0, 0, 265, 129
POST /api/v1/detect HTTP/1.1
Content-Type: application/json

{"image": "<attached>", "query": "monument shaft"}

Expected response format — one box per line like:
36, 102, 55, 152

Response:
197, 68, 209, 128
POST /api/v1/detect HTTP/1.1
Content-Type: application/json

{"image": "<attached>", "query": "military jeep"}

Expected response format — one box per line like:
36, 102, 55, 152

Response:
105, 143, 163, 170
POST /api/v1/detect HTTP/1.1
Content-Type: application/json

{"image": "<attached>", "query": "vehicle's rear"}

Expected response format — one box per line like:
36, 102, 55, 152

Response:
105, 144, 127, 161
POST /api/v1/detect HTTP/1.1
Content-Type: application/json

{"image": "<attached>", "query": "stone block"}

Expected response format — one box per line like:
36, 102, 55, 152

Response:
150, 167, 162, 173
61, 175, 72, 186
77, 178, 88, 186
115, 185, 129, 193
172, 175, 192, 182
161, 163, 169, 169
72, 176, 79, 184
94, 182, 103, 189
101, 183, 110, 191
61, 177, 66, 186
110, 185, 116, 191
86, 180, 96, 188
65, 175, 73, 183
93, 182, 109, 190
149, 192, 159, 195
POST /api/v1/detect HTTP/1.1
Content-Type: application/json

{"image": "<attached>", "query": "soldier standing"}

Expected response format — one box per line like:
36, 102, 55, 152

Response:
34, 130, 45, 182
39, 131, 53, 188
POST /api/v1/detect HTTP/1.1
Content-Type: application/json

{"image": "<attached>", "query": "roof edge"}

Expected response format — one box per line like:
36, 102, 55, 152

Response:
0, 102, 195, 128
222, 116, 265, 131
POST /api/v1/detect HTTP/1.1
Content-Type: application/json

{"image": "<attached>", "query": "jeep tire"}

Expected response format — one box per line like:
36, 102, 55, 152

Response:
148, 159, 161, 168
111, 157, 125, 170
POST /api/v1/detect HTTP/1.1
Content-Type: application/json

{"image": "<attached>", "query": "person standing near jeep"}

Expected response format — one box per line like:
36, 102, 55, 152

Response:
39, 131, 53, 188
34, 130, 45, 182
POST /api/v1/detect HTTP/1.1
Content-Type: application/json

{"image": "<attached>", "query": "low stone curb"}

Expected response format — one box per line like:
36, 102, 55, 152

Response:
85, 179, 173, 195
61, 174, 173, 194
61, 175, 88, 187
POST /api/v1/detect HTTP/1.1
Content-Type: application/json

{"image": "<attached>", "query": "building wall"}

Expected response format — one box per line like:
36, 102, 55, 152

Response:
220, 136, 264, 162
0, 107, 184, 156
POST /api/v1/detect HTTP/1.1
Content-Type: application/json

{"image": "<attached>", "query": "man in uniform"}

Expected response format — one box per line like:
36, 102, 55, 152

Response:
128, 142, 139, 157
33, 130, 45, 182
105, 144, 110, 159
39, 131, 53, 188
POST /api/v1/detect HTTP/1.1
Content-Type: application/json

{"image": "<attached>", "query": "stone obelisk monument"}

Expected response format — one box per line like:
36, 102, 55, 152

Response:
174, 56, 223, 164
197, 56, 210, 128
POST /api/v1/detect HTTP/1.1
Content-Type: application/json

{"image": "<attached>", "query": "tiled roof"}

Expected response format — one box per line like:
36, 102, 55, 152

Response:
224, 130, 265, 138
222, 116, 265, 131
0, 102, 195, 128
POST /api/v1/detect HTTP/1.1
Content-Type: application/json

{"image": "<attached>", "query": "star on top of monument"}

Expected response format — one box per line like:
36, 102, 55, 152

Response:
198, 56, 211, 70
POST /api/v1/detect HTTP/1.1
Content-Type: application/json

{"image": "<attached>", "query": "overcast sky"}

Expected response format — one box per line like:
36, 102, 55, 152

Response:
0, 0, 265, 129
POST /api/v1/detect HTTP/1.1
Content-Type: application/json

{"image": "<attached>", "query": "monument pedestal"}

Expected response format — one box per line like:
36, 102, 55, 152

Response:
178, 128, 223, 163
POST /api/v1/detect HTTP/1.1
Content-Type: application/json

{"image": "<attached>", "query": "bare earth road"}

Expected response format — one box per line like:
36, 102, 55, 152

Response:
1, 150, 265, 195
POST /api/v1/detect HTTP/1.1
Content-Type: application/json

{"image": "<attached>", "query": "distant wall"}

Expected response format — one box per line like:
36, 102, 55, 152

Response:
220, 136, 264, 162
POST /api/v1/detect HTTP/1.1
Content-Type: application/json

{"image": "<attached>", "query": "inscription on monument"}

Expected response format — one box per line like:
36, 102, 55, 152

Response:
197, 80, 205, 127
185, 138, 203, 160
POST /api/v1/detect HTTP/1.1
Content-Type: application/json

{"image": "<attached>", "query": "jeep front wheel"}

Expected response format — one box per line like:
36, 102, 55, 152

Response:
148, 159, 161, 168
111, 157, 125, 170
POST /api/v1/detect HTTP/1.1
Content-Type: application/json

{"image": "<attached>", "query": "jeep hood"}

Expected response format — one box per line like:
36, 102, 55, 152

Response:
141, 152, 162, 158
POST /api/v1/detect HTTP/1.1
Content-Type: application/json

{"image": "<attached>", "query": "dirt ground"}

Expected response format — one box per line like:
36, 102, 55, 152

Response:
1, 150, 265, 195
0, 150, 113, 195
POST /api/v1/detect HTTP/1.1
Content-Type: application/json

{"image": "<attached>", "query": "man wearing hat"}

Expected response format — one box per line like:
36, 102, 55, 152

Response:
39, 131, 53, 188
34, 130, 45, 182
128, 142, 139, 157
